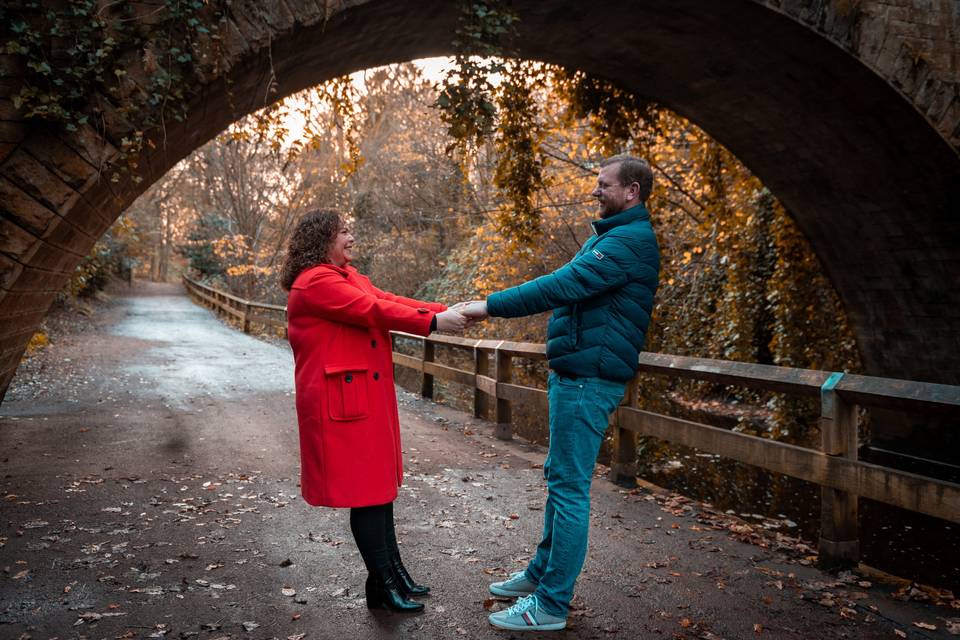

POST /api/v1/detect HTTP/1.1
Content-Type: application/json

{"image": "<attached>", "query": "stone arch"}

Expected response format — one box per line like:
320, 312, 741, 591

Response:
2, 0, 959, 399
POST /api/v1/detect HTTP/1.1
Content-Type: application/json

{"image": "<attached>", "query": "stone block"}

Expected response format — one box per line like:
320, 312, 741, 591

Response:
0, 325, 36, 353
40, 217, 96, 258
873, 31, 908, 77
62, 124, 119, 172
62, 200, 115, 239
0, 362, 19, 401
219, 18, 253, 68
938, 94, 960, 146
0, 251, 24, 290
0, 176, 74, 238
4, 262, 71, 293
282, 0, 327, 27
891, 46, 932, 96
0, 120, 27, 144
22, 133, 100, 191
856, 14, 890, 69
0, 333, 35, 363
17, 240, 83, 276
1, 150, 80, 214
0, 310, 45, 338
0, 216, 40, 260
229, 0, 295, 46
90, 93, 136, 146
914, 76, 955, 122
0, 98, 22, 120
0, 290, 59, 314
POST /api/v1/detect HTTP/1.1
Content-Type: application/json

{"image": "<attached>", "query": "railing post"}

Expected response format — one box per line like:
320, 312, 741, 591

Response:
474, 343, 489, 420
611, 375, 640, 487
494, 347, 512, 440
421, 338, 434, 399
819, 372, 860, 569
241, 302, 251, 334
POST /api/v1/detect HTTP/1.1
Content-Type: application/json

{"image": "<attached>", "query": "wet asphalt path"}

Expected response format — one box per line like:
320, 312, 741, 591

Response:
0, 282, 955, 639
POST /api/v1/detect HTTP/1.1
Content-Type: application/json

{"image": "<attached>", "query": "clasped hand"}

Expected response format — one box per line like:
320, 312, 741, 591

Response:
434, 300, 489, 334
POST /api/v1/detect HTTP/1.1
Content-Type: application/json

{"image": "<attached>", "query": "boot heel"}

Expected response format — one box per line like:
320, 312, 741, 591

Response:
366, 572, 424, 613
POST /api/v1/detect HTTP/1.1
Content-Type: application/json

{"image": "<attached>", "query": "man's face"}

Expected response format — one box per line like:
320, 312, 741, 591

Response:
592, 163, 630, 218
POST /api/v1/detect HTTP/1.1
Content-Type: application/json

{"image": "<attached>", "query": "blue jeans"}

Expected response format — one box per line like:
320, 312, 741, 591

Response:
524, 372, 626, 617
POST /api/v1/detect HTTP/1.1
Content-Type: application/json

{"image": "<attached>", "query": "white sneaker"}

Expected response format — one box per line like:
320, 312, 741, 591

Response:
489, 570, 537, 597
488, 594, 567, 631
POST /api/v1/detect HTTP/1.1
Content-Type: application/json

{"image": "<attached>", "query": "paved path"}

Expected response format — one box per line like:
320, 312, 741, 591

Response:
1, 282, 955, 639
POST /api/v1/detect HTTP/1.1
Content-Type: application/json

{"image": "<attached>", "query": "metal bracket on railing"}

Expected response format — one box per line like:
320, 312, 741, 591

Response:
820, 371, 845, 418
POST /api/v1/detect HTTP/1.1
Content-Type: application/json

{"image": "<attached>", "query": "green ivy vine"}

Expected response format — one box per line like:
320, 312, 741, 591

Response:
2, 0, 228, 183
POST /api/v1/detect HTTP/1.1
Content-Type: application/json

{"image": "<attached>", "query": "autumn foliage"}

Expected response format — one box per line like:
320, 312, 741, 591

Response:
113, 60, 860, 446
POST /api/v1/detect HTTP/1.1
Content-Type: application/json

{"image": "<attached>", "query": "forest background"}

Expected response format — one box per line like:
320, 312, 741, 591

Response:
37, 58, 863, 532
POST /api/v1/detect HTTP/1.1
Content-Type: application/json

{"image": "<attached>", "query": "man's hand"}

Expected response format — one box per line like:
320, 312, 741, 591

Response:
458, 300, 489, 321
435, 309, 469, 333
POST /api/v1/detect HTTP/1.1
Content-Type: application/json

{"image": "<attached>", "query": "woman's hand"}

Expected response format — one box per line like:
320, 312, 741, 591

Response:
435, 309, 469, 333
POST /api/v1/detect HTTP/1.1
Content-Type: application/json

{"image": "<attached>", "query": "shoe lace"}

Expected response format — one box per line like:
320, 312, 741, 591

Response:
505, 594, 538, 616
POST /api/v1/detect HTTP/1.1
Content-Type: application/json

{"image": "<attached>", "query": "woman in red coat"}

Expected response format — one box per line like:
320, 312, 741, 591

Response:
281, 209, 469, 613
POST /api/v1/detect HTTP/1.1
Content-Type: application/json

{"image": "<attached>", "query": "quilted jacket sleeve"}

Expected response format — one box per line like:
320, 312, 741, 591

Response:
487, 230, 658, 318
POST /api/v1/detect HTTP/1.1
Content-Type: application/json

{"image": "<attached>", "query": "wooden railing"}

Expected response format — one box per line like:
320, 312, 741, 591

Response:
184, 276, 287, 336
183, 276, 960, 569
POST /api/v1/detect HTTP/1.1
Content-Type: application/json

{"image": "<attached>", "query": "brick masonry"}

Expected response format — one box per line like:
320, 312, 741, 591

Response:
0, 0, 958, 403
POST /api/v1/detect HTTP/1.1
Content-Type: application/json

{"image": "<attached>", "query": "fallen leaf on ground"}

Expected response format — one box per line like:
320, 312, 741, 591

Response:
913, 622, 937, 630
282, 587, 297, 597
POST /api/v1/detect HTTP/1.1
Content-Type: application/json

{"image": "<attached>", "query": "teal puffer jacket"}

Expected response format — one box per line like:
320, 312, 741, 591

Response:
486, 204, 659, 382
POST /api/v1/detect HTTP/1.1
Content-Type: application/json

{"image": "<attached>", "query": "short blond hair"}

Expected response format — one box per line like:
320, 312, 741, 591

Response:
601, 155, 653, 202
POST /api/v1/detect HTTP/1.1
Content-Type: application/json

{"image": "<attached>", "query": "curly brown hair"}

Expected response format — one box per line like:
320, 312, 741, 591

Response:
280, 208, 342, 291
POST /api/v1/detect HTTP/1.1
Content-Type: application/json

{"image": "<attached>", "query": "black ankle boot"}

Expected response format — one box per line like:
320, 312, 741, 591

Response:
365, 571, 424, 612
390, 554, 430, 596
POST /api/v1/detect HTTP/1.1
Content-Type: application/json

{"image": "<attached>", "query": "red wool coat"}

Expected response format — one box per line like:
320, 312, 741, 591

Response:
287, 264, 446, 508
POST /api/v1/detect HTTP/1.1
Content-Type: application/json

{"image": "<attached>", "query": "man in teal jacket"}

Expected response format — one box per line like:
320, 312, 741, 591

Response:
462, 155, 660, 631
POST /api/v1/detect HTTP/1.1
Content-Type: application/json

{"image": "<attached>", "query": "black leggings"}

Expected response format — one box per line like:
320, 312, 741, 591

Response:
349, 501, 401, 574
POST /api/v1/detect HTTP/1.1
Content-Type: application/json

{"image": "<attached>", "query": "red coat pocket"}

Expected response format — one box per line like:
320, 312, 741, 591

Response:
324, 365, 370, 421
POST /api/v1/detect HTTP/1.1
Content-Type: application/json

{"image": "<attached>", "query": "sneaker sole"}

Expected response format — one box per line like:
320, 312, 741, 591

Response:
488, 617, 566, 631
489, 584, 537, 597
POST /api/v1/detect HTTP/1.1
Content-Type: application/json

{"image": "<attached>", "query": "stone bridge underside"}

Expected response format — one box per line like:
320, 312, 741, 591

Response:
1, 0, 959, 400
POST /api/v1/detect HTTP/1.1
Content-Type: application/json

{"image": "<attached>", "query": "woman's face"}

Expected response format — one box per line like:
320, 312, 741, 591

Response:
327, 224, 355, 267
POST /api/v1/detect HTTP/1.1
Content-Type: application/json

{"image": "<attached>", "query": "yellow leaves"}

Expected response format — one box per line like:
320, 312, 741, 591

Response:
225, 264, 274, 278
211, 235, 250, 260
25, 330, 49, 356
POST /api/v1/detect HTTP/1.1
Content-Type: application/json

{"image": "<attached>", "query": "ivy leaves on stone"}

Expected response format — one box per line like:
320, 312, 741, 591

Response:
3, 0, 226, 181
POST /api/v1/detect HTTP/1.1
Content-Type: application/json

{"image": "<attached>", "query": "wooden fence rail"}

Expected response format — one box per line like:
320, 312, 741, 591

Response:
183, 276, 960, 569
